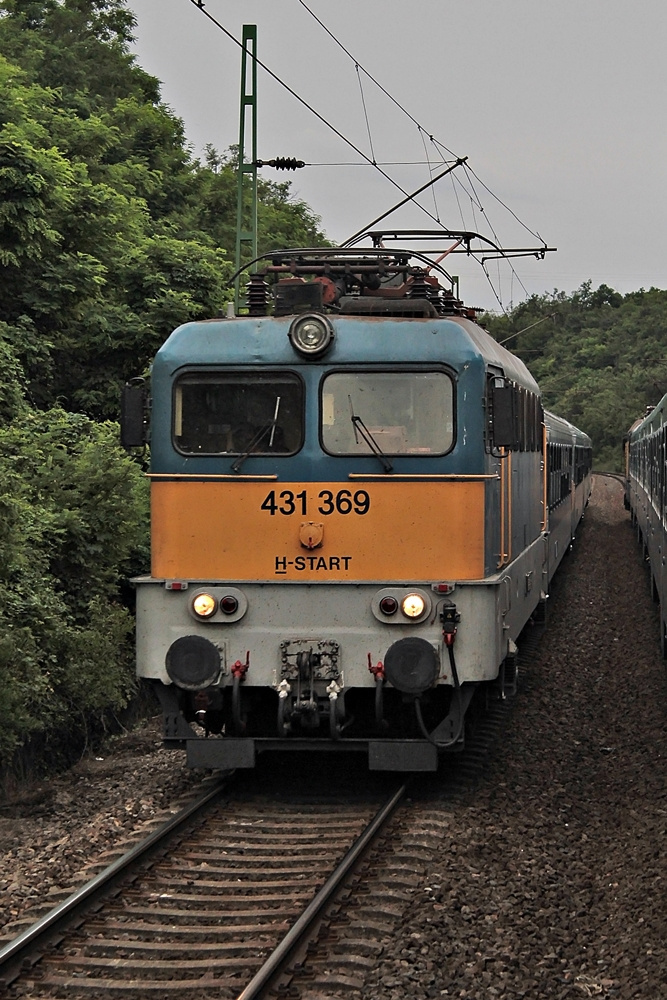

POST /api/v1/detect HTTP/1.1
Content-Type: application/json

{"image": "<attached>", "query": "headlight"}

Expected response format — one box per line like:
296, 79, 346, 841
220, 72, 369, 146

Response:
289, 313, 334, 357
187, 587, 247, 624
192, 593, 217, 618
372, 588, 431, 624
401, 593, 426, 619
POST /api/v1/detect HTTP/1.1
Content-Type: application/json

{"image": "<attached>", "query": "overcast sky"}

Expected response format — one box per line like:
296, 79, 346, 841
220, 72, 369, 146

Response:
128, 0, 667, 311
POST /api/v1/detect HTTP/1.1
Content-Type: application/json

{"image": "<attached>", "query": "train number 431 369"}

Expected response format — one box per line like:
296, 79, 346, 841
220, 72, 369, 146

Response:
260, 489, 371, 516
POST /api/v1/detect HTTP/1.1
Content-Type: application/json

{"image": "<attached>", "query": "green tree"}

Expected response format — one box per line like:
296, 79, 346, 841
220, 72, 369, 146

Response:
483, 283, 667, 470
0, 408, 148, 762
0, 0, 159, 112
0, 3, 329, 420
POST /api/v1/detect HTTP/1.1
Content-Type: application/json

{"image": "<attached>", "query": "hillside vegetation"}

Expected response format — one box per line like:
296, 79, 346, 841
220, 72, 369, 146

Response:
482, 282, 667, 470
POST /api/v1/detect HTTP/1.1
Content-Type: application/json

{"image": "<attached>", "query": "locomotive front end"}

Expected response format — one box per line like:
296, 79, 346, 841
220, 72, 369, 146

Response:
130, 246, 546, 771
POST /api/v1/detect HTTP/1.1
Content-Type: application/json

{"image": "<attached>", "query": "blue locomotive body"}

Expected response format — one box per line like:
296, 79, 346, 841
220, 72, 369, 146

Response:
124, 246, 592, 770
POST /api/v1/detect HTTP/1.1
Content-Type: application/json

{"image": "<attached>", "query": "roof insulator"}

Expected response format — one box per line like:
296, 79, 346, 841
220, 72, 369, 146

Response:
246, 273, 269, 316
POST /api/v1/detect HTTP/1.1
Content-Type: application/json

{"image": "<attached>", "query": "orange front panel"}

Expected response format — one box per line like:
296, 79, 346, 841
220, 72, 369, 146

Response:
151, 480, 485, 582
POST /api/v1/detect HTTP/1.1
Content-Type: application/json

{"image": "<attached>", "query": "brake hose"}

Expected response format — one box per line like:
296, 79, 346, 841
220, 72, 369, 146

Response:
414, 636, 465, 749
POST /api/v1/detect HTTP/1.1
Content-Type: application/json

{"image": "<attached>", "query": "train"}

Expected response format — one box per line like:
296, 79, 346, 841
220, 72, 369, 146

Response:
121, 238, 592, 771
625, 397, 667, 653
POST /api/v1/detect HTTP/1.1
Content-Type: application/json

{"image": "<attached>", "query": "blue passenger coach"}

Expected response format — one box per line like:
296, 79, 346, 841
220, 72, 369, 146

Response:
625, 398, 667, 651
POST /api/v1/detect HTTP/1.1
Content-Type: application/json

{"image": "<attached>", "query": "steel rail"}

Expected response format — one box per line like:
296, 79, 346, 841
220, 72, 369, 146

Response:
236, 781, 408, 1000
0, 775, 230, 985
595, 471, 625, 484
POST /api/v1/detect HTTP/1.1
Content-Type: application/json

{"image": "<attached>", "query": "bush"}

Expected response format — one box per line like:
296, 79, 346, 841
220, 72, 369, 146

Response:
0, 407, 148, 765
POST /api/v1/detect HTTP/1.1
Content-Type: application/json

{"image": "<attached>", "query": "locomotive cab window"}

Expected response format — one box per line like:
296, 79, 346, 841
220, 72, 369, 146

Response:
321, 370, 454, 455
173, 371, 304, 455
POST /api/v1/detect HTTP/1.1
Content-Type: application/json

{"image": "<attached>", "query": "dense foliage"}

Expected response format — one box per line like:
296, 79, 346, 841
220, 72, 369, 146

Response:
0, 0, 327, 419
0, 0, 327, 770
482, 282, 667, 471
0, 405, 149, 763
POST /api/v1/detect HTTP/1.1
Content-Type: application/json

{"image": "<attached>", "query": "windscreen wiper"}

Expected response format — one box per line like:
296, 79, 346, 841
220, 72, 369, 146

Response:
231, 396, 281, 473
348, 395, 393, 473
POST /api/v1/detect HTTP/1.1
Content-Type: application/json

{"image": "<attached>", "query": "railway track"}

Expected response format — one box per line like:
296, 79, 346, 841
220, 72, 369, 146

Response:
0, 774, 407, 998
1, 627, 526, 999
4, 482, 661, 997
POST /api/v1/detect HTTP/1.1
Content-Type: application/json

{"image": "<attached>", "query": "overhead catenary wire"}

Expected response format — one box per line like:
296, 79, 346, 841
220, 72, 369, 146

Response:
456, 163, 531, 301
294, 0, 549, 312
355, 62, 377, 165
187, 0, 550, 311
481, 263, 509, 315
342, 157, 468, 246
418, 126, 441, 223
186, 0, 464, 231
303, 160, 449, 167
297, 0, 545, 250
449, 171, 467, 232
296, 0, 459, 159
466, 163, 546, 246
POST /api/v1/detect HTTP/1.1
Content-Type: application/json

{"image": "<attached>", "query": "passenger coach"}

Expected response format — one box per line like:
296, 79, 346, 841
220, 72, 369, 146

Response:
625, 397, 667, 652
122, 243, 592, 770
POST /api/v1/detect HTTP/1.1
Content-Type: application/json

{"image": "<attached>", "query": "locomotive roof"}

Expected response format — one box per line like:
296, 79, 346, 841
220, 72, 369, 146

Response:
155, 311, 539, 394
155, 243, 542, 394
450, 315, 539, 393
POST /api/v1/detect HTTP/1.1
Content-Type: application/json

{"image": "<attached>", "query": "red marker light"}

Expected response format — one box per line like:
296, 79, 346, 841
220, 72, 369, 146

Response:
379, 596, 399, 615
220, 596, 239, 615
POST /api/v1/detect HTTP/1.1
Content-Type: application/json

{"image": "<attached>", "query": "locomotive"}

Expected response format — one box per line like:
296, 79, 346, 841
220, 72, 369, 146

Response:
625, 397, 667, 653
122, 237, 592, 771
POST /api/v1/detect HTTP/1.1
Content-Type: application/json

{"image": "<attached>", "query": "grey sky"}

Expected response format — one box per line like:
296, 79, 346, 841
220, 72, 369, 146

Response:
128, 0, 667, 311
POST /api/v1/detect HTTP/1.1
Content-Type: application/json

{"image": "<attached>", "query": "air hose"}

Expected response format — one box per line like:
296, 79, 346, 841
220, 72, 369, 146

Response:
414, 641, 465, 749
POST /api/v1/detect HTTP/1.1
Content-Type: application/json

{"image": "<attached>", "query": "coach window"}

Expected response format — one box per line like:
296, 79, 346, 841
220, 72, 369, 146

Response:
321, 370, 454, 455
173, 371, 304, 455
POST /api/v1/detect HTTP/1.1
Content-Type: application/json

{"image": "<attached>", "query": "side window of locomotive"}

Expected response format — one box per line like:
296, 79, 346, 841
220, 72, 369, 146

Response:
320, 371, 454, 455
173, 372, 304, 455
488, 377, 542, 452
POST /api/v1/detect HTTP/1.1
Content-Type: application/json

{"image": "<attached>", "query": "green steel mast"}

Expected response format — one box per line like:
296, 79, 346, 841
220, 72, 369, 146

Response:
234, 24, 258, 313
